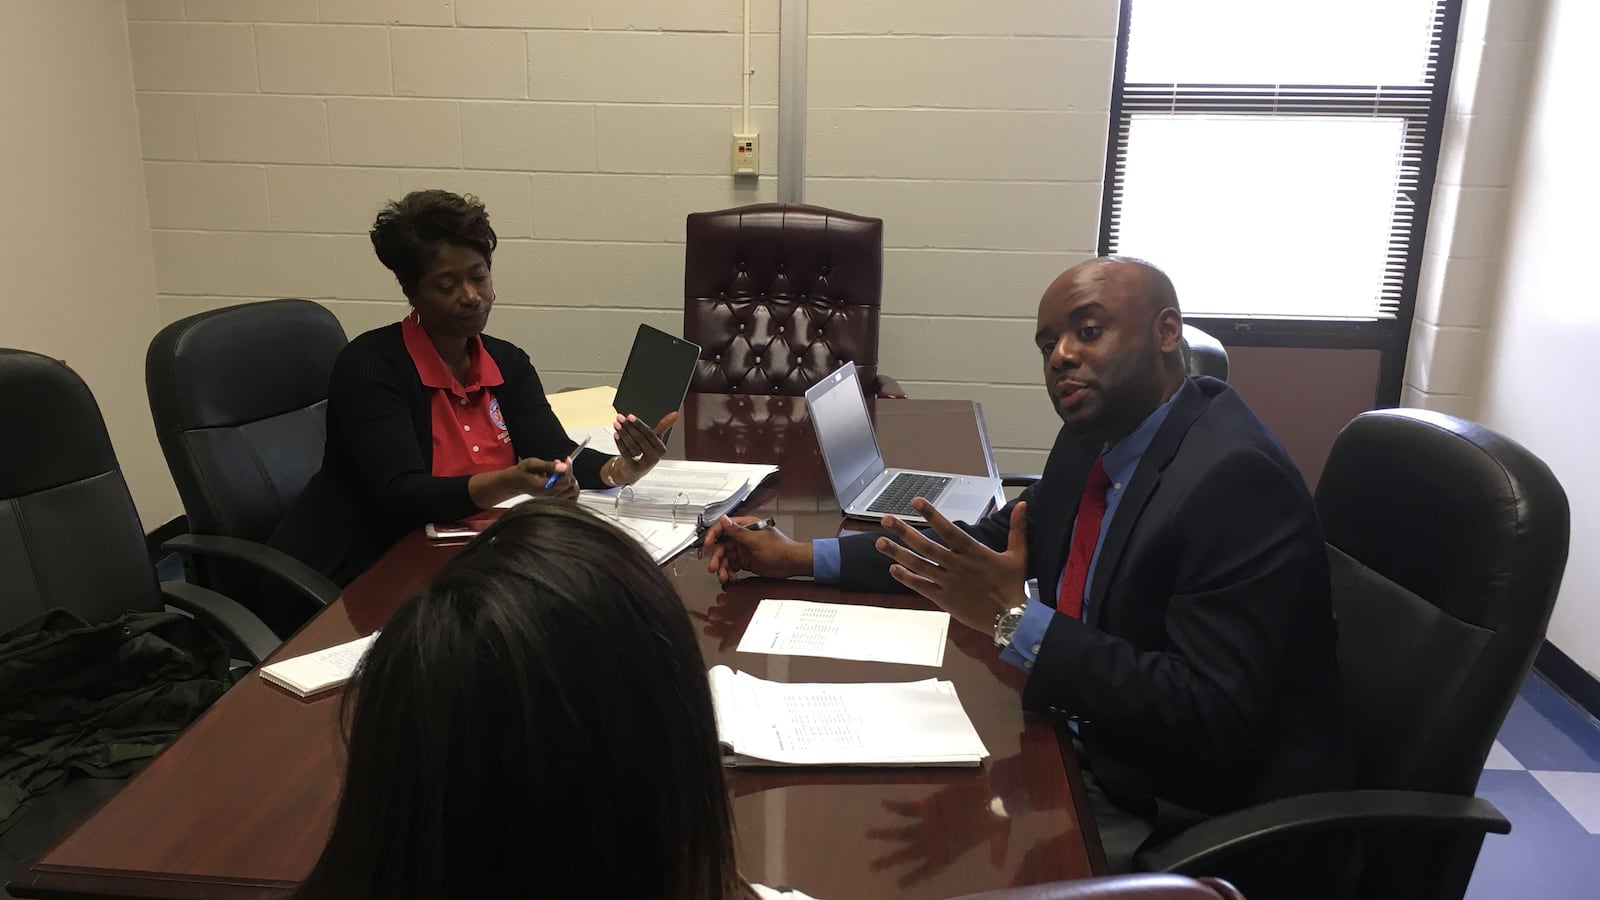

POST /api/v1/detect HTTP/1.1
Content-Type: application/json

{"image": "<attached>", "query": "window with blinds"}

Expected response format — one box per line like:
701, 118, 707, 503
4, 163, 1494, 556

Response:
1100, 0, 1460, 324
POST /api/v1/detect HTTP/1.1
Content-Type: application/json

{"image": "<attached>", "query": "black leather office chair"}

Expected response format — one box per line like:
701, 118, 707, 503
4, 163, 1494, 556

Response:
0, 349, 277, 893
146, 299, 346, 637
1001, 324, 1227, 488
1135, 409, 1570, 900
1180, 324, 1228, 382
948, 874, 1244, 900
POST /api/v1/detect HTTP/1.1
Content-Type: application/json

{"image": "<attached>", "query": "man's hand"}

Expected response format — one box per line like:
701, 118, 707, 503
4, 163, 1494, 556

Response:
700, 515, 813, 584
875, 499, 1029, 634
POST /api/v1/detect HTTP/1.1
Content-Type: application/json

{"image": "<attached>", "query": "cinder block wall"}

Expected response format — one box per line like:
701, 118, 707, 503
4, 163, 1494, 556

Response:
125, 0, 1118, 473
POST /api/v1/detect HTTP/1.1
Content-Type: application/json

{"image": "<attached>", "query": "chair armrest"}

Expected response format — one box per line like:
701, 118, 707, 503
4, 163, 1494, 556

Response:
162, 533, 341, 609
946, 874, 1243, 900
159, 580, 280, 664
1001, 473, 1042, 488
1135, 789, 1510, 875
874, 374, 908, 399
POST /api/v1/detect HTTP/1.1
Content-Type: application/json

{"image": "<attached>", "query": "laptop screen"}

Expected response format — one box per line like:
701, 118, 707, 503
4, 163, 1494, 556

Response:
805, 363, 886, 505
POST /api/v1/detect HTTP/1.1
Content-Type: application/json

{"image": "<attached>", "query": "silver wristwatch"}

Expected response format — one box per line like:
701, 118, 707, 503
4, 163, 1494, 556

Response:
994, 577, 1040, 649
994, 605, 1026, 648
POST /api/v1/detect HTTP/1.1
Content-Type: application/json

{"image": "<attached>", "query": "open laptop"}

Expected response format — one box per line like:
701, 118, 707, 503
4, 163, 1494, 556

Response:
805, 361, 1003, 525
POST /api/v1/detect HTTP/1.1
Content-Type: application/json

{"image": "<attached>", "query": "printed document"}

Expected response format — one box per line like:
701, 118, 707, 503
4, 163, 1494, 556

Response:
737, 599, 949, 667
707, 666, 988, 767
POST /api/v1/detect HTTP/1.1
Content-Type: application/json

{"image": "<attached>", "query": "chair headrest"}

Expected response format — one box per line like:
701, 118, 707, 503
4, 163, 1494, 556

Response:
684, 202, 884, 304
146, 299, 348, 431
1315, 408, 1569, 636
0, 350, 117, 499
1180, 323, 1229, 381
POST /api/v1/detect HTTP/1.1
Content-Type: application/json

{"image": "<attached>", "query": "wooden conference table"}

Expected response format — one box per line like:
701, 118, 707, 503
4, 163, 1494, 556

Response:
17, 394, 1101, 900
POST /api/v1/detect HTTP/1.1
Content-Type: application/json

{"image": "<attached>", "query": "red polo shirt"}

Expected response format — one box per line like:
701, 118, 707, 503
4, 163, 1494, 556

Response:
401, 315, 516, 477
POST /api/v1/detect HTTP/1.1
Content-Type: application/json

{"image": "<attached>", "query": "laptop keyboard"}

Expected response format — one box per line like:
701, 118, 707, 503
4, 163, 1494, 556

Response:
866, 473, 953, 516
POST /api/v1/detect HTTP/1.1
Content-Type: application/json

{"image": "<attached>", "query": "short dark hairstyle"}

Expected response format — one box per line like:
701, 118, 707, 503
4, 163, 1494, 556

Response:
295, 501, 747, 900
369, 189, 498, 292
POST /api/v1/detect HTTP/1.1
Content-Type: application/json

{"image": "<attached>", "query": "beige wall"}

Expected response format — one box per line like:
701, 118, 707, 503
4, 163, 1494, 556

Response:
124, 0, 1117, 479
1403, 0, 1542, 416
806, 1, 1117, 473
128, 0, 782, 396
1474, 0, 1600, 676
1, 1, 179, 528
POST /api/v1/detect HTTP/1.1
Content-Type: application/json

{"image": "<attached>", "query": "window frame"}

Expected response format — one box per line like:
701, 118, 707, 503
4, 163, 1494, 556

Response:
1096, 0, 1464, 405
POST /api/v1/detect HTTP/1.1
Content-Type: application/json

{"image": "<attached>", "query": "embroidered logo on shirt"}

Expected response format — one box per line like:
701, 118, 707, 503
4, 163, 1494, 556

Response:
489, 397, 507, 431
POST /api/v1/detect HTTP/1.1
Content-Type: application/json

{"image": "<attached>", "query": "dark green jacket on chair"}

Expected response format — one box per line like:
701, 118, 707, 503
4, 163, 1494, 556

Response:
0, 609, 235, 831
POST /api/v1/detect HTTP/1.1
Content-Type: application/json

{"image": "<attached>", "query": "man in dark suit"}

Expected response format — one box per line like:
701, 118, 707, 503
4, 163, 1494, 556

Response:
702, 257, 1353, 887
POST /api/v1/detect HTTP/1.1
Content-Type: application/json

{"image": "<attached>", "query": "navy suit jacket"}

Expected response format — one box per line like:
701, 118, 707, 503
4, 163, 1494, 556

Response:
838, 377, 1353, 827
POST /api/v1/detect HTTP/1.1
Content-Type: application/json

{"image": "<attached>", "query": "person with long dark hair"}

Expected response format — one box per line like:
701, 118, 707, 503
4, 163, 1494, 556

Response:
295, 500, 814, 900
271, 189, 674, 602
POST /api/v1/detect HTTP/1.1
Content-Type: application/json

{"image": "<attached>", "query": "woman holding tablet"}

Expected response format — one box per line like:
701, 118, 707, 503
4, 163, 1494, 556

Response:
270, 190, 673, 599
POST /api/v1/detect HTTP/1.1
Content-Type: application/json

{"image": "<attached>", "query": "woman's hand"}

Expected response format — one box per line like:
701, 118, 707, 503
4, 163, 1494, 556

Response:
468, 457, 578, 509
605, 411, 678, 485
519, 457, 579, 500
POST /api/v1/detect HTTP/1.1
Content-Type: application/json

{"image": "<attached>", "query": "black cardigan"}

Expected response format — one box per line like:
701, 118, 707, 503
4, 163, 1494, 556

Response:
270, 323, 609, 586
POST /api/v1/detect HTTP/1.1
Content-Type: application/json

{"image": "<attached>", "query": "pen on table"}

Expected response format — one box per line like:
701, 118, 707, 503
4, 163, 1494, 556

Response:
545, 434, 591, 489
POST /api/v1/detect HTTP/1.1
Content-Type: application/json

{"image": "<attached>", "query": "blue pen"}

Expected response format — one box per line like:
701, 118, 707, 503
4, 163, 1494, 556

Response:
545, 434, 591, 489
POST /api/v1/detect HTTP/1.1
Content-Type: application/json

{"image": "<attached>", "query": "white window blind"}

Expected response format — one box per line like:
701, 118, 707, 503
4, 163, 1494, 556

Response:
1103, 0, 1454, 321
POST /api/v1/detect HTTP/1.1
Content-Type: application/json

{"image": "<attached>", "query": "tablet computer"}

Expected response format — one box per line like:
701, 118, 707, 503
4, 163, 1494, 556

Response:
612, 324, 700, 427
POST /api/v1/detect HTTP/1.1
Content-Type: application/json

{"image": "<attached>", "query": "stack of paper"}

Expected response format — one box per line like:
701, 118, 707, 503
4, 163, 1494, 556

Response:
737, 599, 951, 667
547, 385, 618, 429
708, 666, 989, 768
258, 634, 376, 697
548, 385, 623, 454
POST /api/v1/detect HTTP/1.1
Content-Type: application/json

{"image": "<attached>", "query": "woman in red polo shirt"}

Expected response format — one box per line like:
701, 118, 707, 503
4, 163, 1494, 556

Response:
270, 190, 672, 602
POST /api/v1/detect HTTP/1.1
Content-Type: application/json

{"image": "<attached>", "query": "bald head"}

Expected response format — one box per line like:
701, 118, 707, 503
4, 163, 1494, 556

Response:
1034, 256, 1186, 443
1045, 256, 1180, 321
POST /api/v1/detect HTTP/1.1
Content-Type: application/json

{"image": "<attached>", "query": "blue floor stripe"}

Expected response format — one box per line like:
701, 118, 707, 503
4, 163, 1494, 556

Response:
1495, 674, 1600, 774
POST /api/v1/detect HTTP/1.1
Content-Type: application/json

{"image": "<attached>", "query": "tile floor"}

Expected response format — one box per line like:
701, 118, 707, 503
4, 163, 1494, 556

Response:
1467, 672, 1600, 898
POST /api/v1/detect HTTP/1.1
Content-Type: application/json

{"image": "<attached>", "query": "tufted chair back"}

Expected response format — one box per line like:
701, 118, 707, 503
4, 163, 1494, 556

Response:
684, 203, 904, 399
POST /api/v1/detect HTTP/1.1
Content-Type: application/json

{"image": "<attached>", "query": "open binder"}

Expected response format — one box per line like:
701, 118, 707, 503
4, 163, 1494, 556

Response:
576, 459, 778, 527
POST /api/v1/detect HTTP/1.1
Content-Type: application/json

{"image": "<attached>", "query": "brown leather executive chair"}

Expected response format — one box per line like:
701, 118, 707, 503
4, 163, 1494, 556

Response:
684, 202, 905, 400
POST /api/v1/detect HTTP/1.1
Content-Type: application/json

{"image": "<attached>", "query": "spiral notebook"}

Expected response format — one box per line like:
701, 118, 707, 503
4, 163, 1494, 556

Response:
258, 634, 376, 698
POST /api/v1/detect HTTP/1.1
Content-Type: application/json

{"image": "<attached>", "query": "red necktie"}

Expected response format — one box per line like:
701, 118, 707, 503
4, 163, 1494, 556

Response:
1056, 456, 1111, 621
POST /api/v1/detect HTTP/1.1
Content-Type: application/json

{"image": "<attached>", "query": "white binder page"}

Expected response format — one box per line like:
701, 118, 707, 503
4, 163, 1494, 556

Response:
610, 514, 699, 564
736, 599, 949, 668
